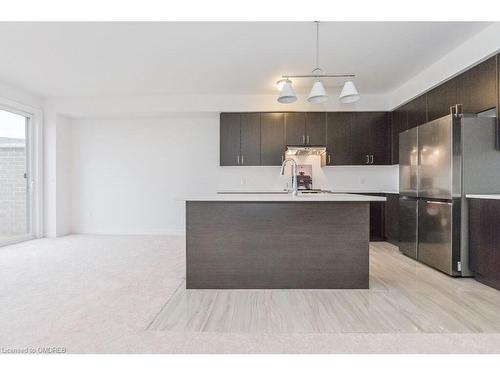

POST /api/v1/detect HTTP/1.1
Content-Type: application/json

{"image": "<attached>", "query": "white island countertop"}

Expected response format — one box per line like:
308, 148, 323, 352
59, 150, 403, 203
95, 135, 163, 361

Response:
185, 192, 386, 202
466, 194, 500, 200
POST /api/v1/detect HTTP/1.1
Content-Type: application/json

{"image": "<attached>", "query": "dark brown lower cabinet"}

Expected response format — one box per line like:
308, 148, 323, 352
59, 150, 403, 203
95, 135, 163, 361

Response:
469, 198, 500, 291
358, 193, 386, 241
370, 200, 386, 241
384, 194, 399, 246
337, 192, 400, 242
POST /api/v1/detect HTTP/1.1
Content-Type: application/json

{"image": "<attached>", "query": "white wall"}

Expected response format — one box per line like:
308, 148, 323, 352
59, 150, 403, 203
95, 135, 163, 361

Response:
43, 108, 74, 237
55, 115, 72, 236
70, 114, 398, 235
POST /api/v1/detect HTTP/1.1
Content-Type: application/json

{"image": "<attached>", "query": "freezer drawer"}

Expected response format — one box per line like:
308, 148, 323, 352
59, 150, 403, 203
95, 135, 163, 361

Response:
418, 200, 454, 275
399, 197, 418, 259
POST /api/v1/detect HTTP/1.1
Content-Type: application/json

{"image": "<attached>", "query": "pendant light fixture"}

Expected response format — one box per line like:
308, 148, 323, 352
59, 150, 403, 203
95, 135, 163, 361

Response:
339, 80, 360, 103
277, 79, 297, 103
276, 21, 360, 104
307, 79, 328, 103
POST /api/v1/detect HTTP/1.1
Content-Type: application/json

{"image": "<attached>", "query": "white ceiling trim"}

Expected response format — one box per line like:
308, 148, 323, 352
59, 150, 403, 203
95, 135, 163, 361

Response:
389, 22, 500, 109
43, 93, 391, 119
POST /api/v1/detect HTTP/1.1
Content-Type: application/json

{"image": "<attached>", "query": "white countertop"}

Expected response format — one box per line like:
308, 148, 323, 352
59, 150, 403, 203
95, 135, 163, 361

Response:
466, 194, 500, 200
331, 190, 399, 195
185, 193, 386, 202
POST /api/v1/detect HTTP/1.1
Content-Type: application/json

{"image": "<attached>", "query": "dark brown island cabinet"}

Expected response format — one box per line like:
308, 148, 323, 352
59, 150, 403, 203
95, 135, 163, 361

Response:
469, 198, 500, 291
186, 199, 372, 289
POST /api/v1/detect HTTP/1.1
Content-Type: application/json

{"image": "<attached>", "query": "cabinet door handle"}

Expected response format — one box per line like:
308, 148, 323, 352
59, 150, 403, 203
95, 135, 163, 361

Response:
366, 155, 370, 164
307, 135, 310, 144
237, 154, 240, 165
241, 154, 244, 165
370, 155, 374, 164
302, 135, 306, 144
328, 154, 331, 164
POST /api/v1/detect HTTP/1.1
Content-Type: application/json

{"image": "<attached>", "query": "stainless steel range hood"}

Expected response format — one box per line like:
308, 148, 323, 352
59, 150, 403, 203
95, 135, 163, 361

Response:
284, 146, 327, 166
285, 146, 326, 156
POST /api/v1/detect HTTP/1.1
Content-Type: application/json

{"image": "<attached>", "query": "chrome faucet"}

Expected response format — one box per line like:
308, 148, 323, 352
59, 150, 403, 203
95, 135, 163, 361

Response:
280, 158, 298, 196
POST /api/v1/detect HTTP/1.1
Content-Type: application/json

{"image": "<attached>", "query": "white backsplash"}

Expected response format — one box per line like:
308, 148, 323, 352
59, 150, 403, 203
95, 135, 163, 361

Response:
216, 154, 399, 193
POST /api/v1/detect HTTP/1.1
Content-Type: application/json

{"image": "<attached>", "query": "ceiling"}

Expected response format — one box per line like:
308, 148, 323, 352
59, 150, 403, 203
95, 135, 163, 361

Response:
0, 22, 491, 98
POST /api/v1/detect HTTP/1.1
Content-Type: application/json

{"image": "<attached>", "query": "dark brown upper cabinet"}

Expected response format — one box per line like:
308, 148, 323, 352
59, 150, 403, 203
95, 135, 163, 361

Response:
305, 112, 327, 145
260, 112, 285, 166
370, 112, 391, 165
396, 103, 410, 132
240, 113, 261, 166
406, 94, 427, 129
427, 77, 458, 122
285, 112, 306, 145
390, 111, 401, 165
458, 55, 498, 114
285, 112, 326, 146
326, 112, 352, 165
220, 113, 241, 166
351, 113, 372, 165
389, 55, 500, 156
222, 111, 388, 167
351, 112, 390, 165
220, 113, 261, 166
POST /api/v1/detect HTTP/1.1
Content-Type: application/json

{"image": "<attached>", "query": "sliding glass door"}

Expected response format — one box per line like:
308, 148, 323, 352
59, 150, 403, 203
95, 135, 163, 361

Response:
0, 108, 33, 245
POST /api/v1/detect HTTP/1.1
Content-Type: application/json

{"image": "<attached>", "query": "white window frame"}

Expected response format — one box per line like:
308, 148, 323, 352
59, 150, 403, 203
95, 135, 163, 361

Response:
0, 98, 43, 246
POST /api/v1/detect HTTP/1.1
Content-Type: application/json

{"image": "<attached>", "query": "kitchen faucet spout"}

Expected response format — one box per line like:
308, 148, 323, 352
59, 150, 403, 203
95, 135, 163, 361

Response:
280, 158, 298, 196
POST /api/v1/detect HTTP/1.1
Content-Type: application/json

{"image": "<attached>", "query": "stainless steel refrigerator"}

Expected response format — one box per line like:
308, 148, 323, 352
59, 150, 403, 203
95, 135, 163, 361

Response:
399, 113, 500, 276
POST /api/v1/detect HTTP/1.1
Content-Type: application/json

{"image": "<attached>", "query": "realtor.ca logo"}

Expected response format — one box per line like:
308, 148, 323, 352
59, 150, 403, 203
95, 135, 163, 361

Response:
1, 347, 67, 354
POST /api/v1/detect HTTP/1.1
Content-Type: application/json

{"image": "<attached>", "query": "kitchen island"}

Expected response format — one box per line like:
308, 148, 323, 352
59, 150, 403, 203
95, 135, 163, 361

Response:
185, 193, 386, 289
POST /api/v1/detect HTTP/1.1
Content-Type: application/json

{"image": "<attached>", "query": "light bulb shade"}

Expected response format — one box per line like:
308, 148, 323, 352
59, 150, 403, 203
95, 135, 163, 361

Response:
276, 78, 291, 91
277, 81, 297, 104
307, 80, 328, 103
339, 81, 360, 103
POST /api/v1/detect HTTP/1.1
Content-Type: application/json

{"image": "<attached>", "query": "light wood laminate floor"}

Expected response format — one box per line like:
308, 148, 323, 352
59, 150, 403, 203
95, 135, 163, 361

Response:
149, 242, 500, 334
